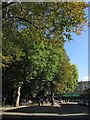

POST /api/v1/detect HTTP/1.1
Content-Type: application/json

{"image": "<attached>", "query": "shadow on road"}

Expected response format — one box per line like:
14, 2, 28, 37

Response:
3, 104, 89, 114
2, 115, 89, 120
2, 103, 89, 120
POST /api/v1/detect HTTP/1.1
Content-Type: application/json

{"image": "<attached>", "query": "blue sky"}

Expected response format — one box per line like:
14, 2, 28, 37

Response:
64, 7, 88, 82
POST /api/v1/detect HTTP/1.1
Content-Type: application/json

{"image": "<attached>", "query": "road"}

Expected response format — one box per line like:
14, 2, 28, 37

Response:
0, 102, 89, 120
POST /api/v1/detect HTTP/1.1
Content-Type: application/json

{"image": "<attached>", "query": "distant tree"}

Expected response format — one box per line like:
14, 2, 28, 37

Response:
54, 50, 71, 93
64, 64, 79, 93
48, 49, 71, 104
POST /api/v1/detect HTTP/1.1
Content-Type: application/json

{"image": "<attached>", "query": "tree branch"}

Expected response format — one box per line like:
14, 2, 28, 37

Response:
11, 15, 44, 30
2, 2, 14, 10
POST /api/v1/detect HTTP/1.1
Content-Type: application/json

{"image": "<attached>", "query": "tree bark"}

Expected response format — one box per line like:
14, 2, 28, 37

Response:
15, 85, 21, 107
51, 91, 54, 105
50, 82, 54, 105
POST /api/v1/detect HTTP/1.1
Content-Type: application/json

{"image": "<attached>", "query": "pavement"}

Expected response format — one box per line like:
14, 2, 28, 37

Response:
0, 102, 61, 112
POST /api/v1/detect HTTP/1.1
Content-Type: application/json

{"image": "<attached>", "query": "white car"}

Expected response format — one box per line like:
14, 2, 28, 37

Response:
21, 100, 33, 106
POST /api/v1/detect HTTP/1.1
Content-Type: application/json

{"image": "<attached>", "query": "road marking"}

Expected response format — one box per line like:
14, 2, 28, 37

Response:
1, 112, 88, 116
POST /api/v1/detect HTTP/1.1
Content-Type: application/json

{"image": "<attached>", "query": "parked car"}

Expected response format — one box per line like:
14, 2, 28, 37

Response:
21, 100, 33, 106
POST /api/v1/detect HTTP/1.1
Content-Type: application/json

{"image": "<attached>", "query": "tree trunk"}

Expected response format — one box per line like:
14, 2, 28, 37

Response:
15, 85, 21, 107
50, 82, 54, 105
12, 90, 17, 107
51, 91, 54, 105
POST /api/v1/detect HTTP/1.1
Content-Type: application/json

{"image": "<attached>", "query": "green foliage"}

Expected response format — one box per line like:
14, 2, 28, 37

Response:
2, 2, 88, 65
64, 64, 79, 93
53, 49, 71, 93
2, 2, 87, 102
3, 2, 88, 35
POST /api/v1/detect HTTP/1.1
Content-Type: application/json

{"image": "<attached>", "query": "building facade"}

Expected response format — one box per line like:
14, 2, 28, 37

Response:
76, 81, 90, 94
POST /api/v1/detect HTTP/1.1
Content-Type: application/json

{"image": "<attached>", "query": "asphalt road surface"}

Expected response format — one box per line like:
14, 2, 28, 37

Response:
1, 102, 89, 120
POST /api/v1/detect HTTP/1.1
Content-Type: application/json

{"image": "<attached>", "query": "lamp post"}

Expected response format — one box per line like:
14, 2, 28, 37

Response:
80, 80, 83, 94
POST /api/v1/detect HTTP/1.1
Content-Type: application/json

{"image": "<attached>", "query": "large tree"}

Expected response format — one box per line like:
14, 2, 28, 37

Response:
2, 2, 88, 106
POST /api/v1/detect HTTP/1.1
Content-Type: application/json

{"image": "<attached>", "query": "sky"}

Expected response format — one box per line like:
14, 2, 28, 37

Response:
64, 7, 88, 82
